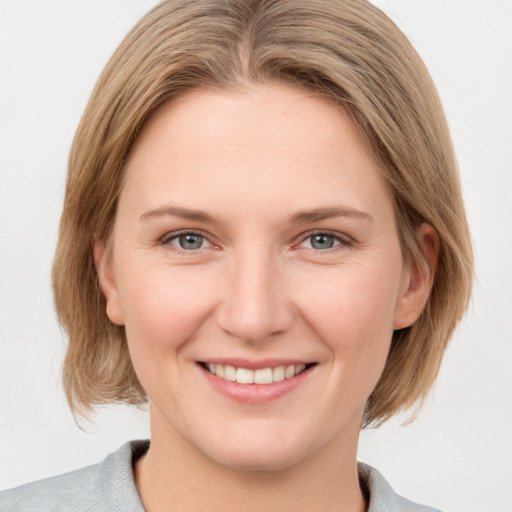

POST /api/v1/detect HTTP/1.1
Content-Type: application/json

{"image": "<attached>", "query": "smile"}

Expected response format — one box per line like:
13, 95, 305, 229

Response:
200, 362, 313, 384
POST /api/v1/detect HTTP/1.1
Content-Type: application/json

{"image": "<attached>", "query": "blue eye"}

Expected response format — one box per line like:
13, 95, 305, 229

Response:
301, 233, 343, 250
166, 232, 210, 251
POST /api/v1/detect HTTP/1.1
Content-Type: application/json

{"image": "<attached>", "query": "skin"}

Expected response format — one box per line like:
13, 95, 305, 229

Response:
95, 84, 436, 512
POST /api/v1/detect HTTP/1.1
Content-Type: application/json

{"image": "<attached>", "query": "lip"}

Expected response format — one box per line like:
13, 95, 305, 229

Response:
199, 358, 312, 370
197, 360, 317, 404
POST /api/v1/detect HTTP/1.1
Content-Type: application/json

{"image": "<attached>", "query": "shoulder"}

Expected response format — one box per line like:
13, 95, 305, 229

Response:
0, 464, 99, 512
359, 463, 443, 512
0, 440, 148, 512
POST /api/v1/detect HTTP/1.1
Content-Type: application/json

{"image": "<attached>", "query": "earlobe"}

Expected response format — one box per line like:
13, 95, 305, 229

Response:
393, 224, 439, 330
93, 240, 125, 325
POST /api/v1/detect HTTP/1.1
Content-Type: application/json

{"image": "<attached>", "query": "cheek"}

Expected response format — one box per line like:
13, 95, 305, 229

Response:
294, 260, 401, 363
117, 262, 217, 352
116, 262, 220, 402
293, 262, 402, 422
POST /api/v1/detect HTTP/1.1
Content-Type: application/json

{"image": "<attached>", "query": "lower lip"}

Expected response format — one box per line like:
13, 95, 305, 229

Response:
198, 364, 315, 404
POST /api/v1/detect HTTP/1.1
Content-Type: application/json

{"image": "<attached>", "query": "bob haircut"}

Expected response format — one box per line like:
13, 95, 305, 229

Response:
52, 0, 473, 427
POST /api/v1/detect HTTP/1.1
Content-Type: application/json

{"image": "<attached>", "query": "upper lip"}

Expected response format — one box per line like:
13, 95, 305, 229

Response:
198, 358, 315, 370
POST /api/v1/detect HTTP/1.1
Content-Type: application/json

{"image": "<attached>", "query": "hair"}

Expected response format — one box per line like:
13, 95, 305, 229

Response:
52, 0, 473, 427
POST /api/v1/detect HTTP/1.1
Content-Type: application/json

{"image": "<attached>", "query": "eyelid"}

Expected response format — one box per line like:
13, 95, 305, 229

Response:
296, 230, 354, 250
158, 228, 353, 254
160, 229, 216, 252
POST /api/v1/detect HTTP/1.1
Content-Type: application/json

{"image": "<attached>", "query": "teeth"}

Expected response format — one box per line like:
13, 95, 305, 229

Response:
295, 364, 306, 375
215, 364, 225, 378
272, 366, 285, 382
254, 368, 273, 384
224, 365, 236, 382
236, 368, 254, 384
204, 363, 309, 384
284, 365, 295, 379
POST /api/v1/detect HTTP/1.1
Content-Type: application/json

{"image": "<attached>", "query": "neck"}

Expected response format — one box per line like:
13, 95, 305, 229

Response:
135, 409, 366, 512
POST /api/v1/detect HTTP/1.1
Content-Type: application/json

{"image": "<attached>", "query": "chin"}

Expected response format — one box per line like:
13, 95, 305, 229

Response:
207, 445, 307, 473
192, 426, 316, 473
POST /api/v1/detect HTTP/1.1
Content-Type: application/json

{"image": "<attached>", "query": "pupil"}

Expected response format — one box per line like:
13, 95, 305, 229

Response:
311, 234, 334, 249
180, 234, 202, 250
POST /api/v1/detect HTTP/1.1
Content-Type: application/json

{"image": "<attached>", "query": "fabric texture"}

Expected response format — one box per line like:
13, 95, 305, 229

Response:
0, 440, 442, 512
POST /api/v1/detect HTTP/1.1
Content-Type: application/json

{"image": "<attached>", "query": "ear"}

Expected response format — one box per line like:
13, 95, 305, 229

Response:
93, 239, 125, 325
393, 223, 439, 330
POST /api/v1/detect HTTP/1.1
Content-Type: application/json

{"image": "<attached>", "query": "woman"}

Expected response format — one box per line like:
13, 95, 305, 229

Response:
0, 0, 473, 510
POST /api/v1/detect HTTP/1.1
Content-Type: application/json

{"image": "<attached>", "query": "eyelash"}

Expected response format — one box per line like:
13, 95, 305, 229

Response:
297, 230, 353, 252
160, 230, 213, 253
159, 230, 353, 254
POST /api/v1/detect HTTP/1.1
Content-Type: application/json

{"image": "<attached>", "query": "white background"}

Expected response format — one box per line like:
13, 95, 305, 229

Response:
1, 1, 511, 510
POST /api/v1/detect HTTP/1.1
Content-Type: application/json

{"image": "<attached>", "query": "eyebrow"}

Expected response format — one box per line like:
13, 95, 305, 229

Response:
140, 205, 373, 224
289, 206, 373, 224
140, 206, 214, 223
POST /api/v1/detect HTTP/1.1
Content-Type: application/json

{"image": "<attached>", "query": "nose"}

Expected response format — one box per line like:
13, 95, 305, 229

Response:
216, 248, 294, 345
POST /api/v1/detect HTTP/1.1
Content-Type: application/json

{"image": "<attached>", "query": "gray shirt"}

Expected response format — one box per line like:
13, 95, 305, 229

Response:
0, 440, 441, 511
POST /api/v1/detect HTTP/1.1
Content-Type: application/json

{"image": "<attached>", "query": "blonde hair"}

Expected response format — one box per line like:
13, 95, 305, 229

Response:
52, 0, 473, 426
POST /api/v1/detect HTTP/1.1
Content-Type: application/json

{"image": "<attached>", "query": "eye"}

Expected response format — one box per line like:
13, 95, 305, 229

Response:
299, 232, 349, 251
163, 231, 212, 251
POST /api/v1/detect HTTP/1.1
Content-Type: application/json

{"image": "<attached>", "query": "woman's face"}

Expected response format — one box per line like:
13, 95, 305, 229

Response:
97, 85, 427, 471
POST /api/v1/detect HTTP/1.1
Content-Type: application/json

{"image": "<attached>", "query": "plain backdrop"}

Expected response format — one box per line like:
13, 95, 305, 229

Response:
1, 1, 511, 511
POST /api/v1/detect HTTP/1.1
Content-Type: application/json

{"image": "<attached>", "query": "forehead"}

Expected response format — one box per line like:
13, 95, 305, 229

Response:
121, 84, 392, 219
131, 84, 374, 163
